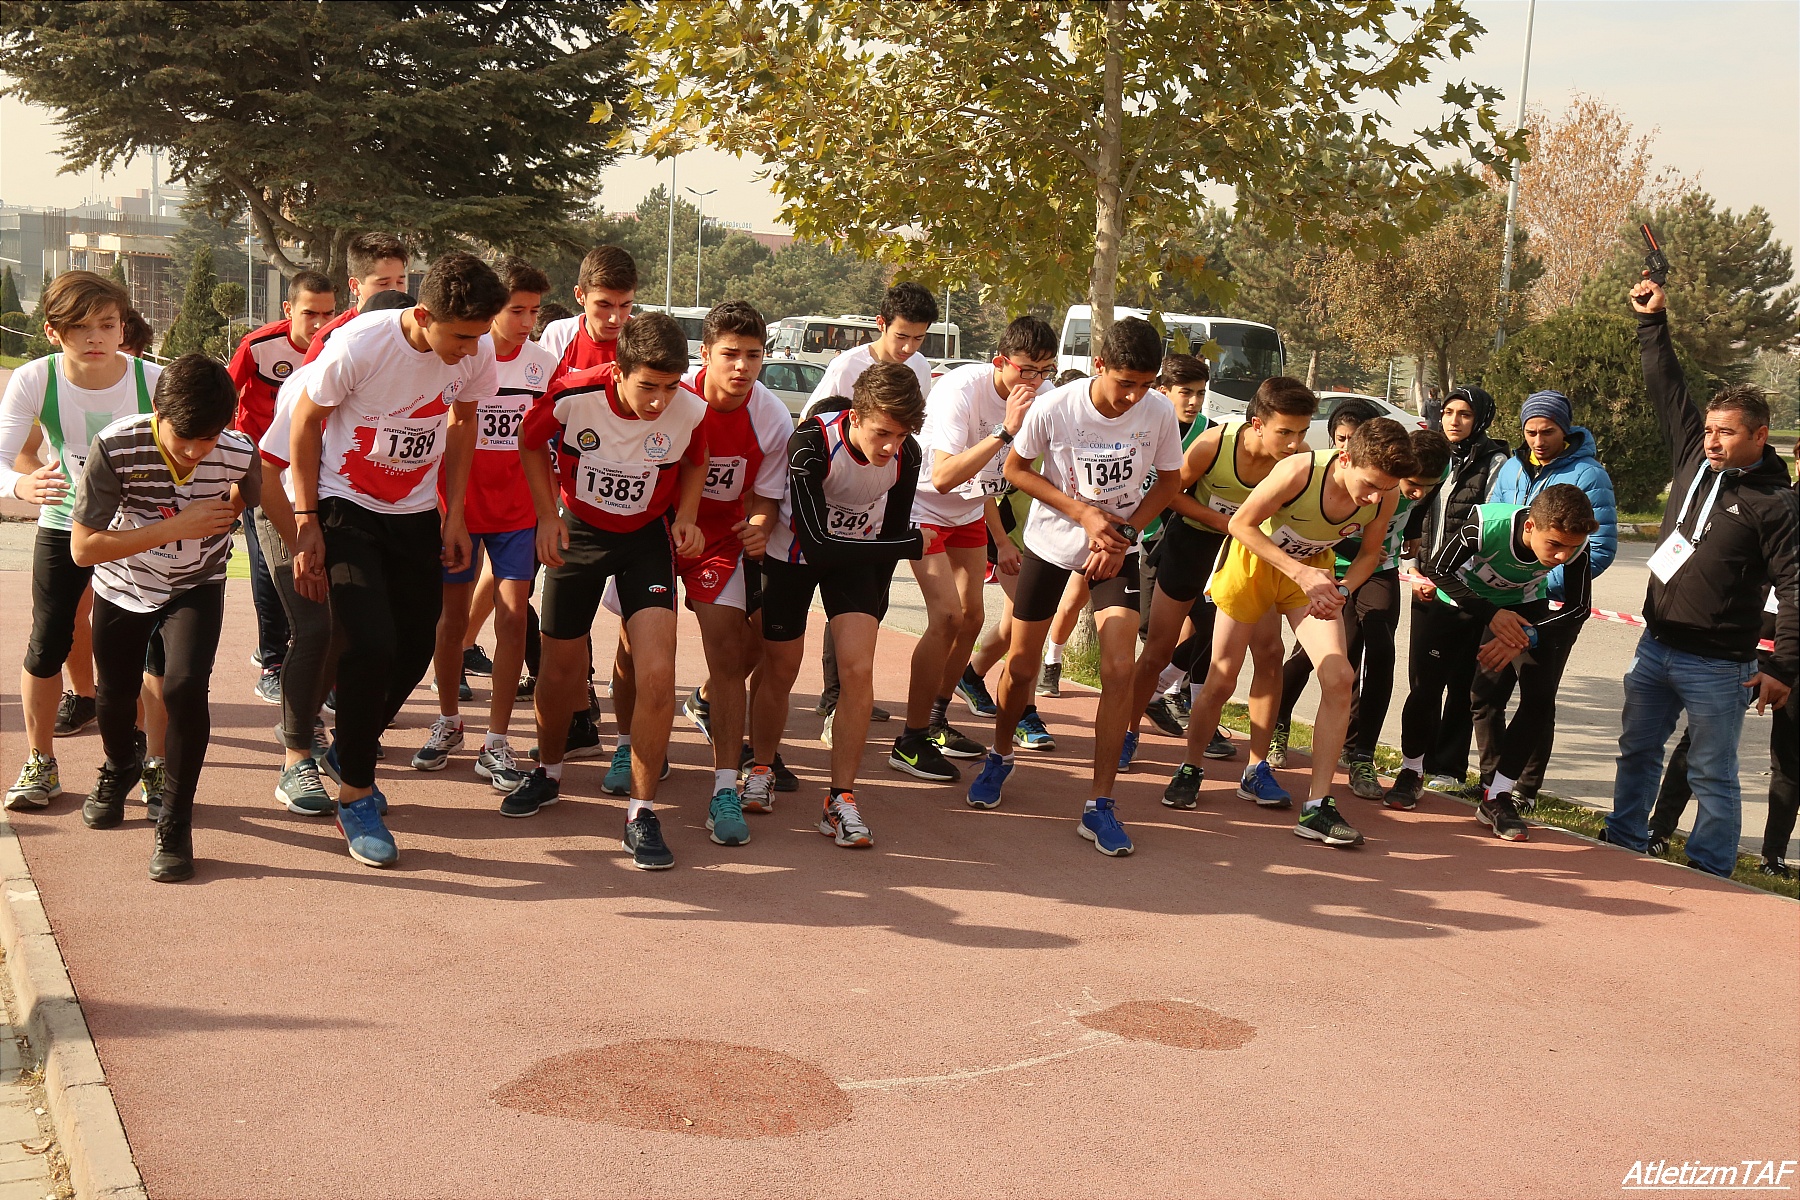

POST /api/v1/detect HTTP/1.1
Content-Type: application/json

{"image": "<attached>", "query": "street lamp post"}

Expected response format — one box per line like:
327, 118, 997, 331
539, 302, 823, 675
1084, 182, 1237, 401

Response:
1495, 0, 1538, 350
685, 186, 718, 308
664, 156, 677, 310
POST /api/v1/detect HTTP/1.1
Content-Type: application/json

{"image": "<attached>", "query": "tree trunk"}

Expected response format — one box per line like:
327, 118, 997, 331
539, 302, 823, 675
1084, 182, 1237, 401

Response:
1086, 0, 1125, 345
1305, 348, 1319, 391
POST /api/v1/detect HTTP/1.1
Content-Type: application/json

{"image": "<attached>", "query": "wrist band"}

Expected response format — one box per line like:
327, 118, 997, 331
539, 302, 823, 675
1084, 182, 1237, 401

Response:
293, 508, 318, 516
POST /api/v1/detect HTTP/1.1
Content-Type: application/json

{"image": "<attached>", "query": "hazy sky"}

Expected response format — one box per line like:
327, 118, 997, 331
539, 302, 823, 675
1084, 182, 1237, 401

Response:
3, 1, 1795, 263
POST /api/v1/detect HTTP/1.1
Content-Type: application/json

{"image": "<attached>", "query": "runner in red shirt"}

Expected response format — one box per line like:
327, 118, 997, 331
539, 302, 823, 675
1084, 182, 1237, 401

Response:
537, 246, 636, 380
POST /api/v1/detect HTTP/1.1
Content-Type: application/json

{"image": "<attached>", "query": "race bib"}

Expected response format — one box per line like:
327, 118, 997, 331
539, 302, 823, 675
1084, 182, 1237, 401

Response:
825, 495, 883, 540
956, 447, 1010, 500
1072, 446, 1137, 506
1267, 524, 1334, 559
703, 455, 749, 502
475, 397, 529, 452
576, 451, 654, 516
1206, 493, 1239, 518
145, 536, 206, 572
368, 414, 445, 468
1647, 531, 1693, 583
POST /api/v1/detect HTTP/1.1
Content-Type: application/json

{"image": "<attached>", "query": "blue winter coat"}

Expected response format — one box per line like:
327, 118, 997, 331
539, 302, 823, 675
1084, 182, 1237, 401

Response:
1490, 425, 1618, 599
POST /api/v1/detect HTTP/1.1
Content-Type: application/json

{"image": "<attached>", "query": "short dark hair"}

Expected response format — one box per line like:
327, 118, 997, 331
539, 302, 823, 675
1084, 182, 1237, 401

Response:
535, 302, 572, 338
362, 290, 416, 314
578, 246, 638, 293
346, 233, 408, 281
879, 281, 939, 327
1326, 396, 1382, 439
1707, 383, 1772, 432
287, 270, 335, 303
1097, 316, 1163, 374
1055, 369, 1087, 387
1159, 353, 1210, 388
1248, 376, 1318, 421
1530, 482, 1599, 534
851, 360, 926, 432
153, 353, 237, 439
616, 311, 689, 377
418, 253, 509, 324
703, 300, 767, 347
1346, 416, 1420, 479
496, 256, 550, 298
1409, 429, 1452, 480
120, 309, 153, 357
995, 315, 1057, 362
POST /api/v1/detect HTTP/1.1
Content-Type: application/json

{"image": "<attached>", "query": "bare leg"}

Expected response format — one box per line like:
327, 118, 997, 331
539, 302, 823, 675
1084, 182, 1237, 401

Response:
826, 613, 881, 790
67, 585, 95, 697
1127, 584, 1197, 737
1182, 612, 1259, 767
751, 635, 805, 767
1289, 610, 1353, 802
693, 601, 752, 771
486, 579, 530, 736
1243, 611, 1288, 764
531, 635, 587, 766
1089, 604, 1145, 799
432, 580, 474, 718
904, 552, 968, 729
464, 557, 497, 651
622, 607, 677, 801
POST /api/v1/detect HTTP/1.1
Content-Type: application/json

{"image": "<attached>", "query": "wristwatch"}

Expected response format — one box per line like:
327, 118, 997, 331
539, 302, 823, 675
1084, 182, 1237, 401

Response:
1114, 522, 1140, 546
991, 424, 1014, 445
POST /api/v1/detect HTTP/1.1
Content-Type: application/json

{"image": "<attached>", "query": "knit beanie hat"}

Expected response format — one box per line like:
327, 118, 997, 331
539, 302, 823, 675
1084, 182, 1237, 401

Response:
1520, 390, 1572, 433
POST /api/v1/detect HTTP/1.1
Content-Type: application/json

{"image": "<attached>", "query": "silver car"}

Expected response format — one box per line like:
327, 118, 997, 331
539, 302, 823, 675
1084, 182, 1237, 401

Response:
758, 359, 826, 419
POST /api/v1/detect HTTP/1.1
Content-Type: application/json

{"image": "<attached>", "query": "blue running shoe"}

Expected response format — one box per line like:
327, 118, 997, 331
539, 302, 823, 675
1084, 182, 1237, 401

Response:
1237, 760, 1292, 808
966, 751, 1013, 810
603, 745, 633, 796
1079, 797, 1133, 856
336, 795, 397, 867
1118, 729, 1139, 773
1013, 707, 1056, 752
955, 667, 998, 718
323, 743, 388, 813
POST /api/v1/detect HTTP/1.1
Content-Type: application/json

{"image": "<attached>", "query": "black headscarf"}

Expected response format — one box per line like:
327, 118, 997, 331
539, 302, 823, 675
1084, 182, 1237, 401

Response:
1443, 386, 1496, 455
1324, 395, 1384, 438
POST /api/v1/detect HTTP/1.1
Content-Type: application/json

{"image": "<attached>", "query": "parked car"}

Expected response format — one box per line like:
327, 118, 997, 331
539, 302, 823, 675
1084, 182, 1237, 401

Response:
1305, 392, 1430, 449
758, 358, 827, 419
929, 357, 987, 381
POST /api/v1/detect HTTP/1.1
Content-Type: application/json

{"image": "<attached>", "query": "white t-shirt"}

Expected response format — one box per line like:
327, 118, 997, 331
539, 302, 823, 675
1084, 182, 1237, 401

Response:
0, 354, 162, 531
1011, 378, 1184, 571
303, 309, 498, 515
537, 315, 578, 361
259, 360, 324, 501
911, 362, 1048, 528
800, 343, 934, 420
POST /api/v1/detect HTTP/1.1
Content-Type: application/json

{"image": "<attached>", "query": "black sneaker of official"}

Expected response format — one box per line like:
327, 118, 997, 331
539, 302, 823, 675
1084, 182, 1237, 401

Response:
53, 691, 96, 736
83, 759, 142, 830
1383, 768, 1423, 811
148, 818, 195, 883
889, 731, 960, 782
623, 811, 675, 870
1477, 792, 1529, 841
1758, 856, 1793, 880
1646, 833, 1671, 858
500, 768, 560, 818
1143, 695, 1188, 738
463, 644, 494, 676
870, 704, 891, 723
254, 668, 283, 705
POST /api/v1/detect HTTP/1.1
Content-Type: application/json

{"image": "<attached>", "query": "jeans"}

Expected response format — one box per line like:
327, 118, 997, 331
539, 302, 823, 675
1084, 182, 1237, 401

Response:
1652, 693, 1798, 863
241, 506, 291, 670
1607, 632, 1757, 877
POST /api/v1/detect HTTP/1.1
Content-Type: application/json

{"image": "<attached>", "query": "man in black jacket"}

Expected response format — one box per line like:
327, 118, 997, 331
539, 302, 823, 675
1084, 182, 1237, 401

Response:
1605, 279, 1798, 877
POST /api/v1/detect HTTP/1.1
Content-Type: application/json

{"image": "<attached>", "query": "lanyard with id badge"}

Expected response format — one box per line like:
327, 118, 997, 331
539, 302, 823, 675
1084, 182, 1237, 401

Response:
1647, 466, 1726, 583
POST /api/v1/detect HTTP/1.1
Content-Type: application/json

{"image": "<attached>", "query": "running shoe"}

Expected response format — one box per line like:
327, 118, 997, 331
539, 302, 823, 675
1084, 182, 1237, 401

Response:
53, 691, 95, 736
81, 759, 140, 829
139, 758, 169, 821
819, 792, 874, 848
927, 720, 985, 759
1173, 689, 1192, 717
1037, 662, 1062, 697
410, 716, 463, 771
890, 732, 960, 782
516, 673, 537, 701
1013, 708, 1056, 752
820, 708, 834, 748
738, 744, 800, 793
1295, 799, 1363, 846
275, 757, 332, 816
1347, 759, 1384, 801
1203, 727, 1235, 760
1118, 730, 1140, 773
254, 668, 282, 706
1758, 856, 1792, 880
683, 688, 713, 743
1383, 768, 1423, 811
956, 667, 998, 717
1162, 763, 1203, 809
320, 743, 388, 814
336, 795, 398, 866
587, 682, 602, 721
603, 745, 634, 796
320, 689, 336, 718
8, 752, 63, 811
1079, 797, 1133, 856
476, 742, 527, 793
463, 644, 494, 676
707, 788, 750, 846
1237, 761, 1292, 808
1144, 695, 1187, 737
966, 751, 1012, 810
1514, 791, 1537, 814
623, 810, 675, 869
148, 818, 194, 883
552, 713, 602, 761
1477, 792, 1529, 841
457, 672, 473, 702
1424, 774, 1465, 794
499, 768, 560, 818
1267, 724, 1290, 769
1647, 833, 1671, 858
870, 704, 891, 723
739, 764, 777, 813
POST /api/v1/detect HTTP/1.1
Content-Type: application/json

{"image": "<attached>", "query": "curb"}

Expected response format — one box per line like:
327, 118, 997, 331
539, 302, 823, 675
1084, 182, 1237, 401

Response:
0, 813, 147, 1200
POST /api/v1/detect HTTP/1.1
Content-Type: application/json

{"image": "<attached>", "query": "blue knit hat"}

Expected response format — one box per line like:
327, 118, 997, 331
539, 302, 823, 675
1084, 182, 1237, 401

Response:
1520, 389, 1572, 433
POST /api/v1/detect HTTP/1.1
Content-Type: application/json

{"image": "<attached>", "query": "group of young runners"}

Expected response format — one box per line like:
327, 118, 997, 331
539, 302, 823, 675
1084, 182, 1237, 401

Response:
4, 242, 1788, 883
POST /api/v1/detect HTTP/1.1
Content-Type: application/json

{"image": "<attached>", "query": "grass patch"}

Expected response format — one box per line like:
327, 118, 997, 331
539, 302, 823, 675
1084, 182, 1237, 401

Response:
0, 353, 27, 370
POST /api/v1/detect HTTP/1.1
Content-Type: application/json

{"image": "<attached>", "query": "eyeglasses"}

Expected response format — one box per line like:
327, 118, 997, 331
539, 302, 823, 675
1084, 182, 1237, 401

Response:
1004, 360, 1055, 380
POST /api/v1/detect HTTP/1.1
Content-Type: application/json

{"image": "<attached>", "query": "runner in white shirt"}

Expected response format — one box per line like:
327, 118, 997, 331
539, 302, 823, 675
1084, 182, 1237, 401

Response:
963, 318, 1185, 858
289, 254, 506, 869
889, 317, 1058, 786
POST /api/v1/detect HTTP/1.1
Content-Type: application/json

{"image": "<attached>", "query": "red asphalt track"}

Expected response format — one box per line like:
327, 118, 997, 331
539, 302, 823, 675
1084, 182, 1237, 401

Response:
1, 570, 1795, 1199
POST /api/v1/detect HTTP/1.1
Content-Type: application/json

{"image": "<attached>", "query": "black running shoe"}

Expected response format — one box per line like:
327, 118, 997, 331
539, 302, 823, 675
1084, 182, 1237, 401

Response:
516, 673, 537, 701
1162, 763, 1203, 809
463, 644, 494, 676
1758, 856, 1792, 879
1203, 727, 1235, 759
564, 713, 606, 760
500, 768, 560, 818
148, 818, 194, 882
889, 732, 960, 782
1647, 833, 1671, 858
623, 811, 675, 870
1477, 792, 1529, 841
54, 691, 96, 736
1383, 768, 1423, 811
927, 720, 985, 759
869, 704, 891, 723
82, 759, 141, 830
1144, 695, 1187, 737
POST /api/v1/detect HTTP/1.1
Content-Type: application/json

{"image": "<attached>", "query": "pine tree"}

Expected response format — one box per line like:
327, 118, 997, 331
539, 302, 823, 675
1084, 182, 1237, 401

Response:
0, 267, 23, 356
108, 258, 128, 289
164, 244, 224, 358
24, 272, 54, 360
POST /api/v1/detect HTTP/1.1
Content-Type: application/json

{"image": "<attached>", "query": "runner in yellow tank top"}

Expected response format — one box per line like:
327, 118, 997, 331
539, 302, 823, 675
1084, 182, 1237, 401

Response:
1180, 417, 1419, 849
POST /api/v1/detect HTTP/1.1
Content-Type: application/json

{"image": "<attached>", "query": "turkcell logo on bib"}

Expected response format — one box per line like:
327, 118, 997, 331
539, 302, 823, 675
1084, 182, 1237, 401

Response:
643, 431, 673, 461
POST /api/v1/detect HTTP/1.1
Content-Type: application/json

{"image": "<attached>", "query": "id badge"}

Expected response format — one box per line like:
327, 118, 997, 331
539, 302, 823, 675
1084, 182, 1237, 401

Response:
1647, 531, 1693, 583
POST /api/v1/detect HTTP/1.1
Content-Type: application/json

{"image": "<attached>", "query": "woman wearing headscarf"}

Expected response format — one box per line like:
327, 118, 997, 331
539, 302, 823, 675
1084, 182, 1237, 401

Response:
1384, 386, 1510, 808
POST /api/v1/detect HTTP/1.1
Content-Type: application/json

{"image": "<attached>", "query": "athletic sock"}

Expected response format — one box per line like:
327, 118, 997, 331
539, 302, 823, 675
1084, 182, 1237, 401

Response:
713, 768, 736, 794
1303, 797, 1323, 813
929, 696, 950, 727
900, 724, 927, 743
1084, 798, 1098, 811
1489, 772, 1515, 800
617, 733, 631, 749
1402, 755, 1423, 774
544, 761, 564, 782
961, 665, 982, 688
1189, 680, 1204, 707
443, 714, 464, 730
628, 797, 653, 819
485, 731, 508, 750
829, 787, 853, 804
1044, 641, 1065, 666
1000, 752, 1016, 765
1156, 663, 1184, 692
